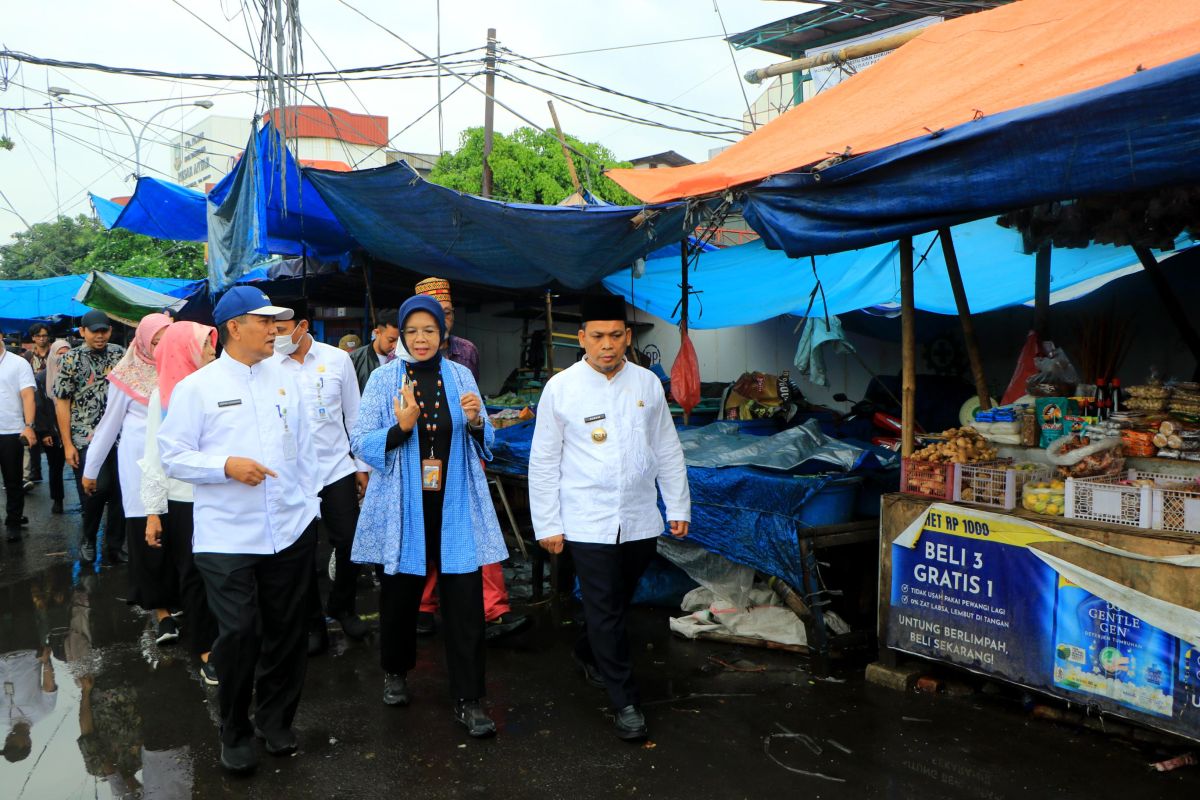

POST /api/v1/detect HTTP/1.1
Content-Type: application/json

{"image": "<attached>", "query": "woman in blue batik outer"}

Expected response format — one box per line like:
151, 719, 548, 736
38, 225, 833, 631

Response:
351, 296, 508, 738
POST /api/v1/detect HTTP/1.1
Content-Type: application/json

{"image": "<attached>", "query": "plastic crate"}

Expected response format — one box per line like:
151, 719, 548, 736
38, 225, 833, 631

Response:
954, 460, 1052, 510
1065, 471, 1152, 529
1142, 471, 1200, 534
900, 457, 956, 500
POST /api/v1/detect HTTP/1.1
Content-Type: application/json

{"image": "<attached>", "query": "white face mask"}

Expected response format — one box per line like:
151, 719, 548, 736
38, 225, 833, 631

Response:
274, 329, 302, 355
393, 340, 417, 363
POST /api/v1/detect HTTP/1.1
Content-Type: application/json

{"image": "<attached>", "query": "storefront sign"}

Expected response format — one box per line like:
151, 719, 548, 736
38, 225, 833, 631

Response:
888, 504, 1200, 739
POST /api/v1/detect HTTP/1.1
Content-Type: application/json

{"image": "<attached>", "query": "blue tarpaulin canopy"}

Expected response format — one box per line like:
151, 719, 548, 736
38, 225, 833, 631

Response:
303, 161, 694, 289
0, 274, 196, 332
603, 217, 1193, 328
89, 179, 208, 243
741, 54, 1200, 258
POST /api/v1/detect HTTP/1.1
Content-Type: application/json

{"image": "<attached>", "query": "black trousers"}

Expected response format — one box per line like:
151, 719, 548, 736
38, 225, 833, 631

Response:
124, 516, 178, 611
0, 434, 24, 526
162, 501, 218, 658
74, 445, 125, 555
569, 537, 658, 710
305, 472, 362, 623
379, 569, 485, 701
196, 524, 316, 745
43, 444, 65, 502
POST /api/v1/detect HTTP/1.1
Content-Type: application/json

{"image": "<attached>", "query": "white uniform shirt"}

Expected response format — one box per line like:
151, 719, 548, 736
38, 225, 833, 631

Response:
158, 351, 321, 555
0, 351, 35, 435
528, 359, 690, 544
274, 339, 367, 486
82, 385, 149, 518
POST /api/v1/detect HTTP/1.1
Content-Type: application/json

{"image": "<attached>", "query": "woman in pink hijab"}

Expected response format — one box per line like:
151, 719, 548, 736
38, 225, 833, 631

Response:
82, 312, 177, 642
141, 321, 221, 683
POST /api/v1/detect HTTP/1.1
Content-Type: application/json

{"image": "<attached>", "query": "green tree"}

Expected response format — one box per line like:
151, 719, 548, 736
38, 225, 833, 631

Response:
429, 126, 641, 206
0, 214, 205, 280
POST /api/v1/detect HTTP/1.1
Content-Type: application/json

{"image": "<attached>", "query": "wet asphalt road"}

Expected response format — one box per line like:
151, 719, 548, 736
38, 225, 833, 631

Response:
4, 477, 1200, 799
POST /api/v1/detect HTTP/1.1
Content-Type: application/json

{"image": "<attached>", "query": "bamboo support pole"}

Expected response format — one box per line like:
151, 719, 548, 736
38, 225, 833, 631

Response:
900, 236, 916, 458
939, 228, 991, 410
547, 101, 581, 193
745, 28, 924, 84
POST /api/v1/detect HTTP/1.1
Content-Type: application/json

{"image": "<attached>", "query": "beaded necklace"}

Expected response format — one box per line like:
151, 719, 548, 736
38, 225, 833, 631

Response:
406, 364, 444, 433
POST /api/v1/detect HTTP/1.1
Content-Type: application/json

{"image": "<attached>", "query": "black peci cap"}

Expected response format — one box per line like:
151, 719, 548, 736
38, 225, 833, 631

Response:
579, 294, 628, 325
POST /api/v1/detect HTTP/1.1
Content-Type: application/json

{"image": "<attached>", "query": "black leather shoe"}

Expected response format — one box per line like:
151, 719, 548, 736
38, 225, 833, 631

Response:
254, 726, 298, 757
383, 673, 410, 707
334, 613, 368, 641
416, 611, 437, 636
80, 542, 96, 562
51, 500, 64, 514
572, 652, 606, 689
614, 705, 648, 742
454, 700, 497, 738
307, 626, 329, 656
485, 613, 533, 643
220, 740, 259, 774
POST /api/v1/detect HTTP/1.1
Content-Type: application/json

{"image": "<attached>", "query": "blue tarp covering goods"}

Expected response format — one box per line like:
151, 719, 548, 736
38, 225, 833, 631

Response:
0, 274, 195, 331
303, 161, 693, 289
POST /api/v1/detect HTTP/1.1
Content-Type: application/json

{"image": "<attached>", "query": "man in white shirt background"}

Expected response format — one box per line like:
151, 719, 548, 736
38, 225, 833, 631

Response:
528, 295, 691, 742
158, 286, 322, 775
273, 301, 370, 654
0, 336, 38, 541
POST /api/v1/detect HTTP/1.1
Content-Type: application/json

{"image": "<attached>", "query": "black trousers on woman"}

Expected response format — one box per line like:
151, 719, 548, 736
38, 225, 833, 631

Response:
378, 485, 486, 700
161, 500, 218, 657
43, 444, 65, 502
124, 516, 178, 611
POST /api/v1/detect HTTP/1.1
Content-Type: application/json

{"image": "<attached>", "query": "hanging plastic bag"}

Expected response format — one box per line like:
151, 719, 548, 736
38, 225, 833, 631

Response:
1001, 330, 1040, 405
671, 331, 701, 418
1026, 341, 1080, 397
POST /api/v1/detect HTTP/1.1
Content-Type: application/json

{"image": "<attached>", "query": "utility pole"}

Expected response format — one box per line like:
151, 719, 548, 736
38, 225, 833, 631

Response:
481, 27, 497, 198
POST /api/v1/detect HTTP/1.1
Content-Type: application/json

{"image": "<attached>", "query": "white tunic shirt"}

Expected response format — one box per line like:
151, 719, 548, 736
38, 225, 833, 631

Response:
0, 351, 35, 435
157, 351, 321, 555
139, 387, 193, 514
82, 384, 149, 518
273, 339, 367, 487
528, 359, 690, 544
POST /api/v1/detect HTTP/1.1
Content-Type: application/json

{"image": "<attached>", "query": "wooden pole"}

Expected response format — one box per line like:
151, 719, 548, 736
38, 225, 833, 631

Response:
547, 101, 581, 193
543, 289, 555, 377
1033, 246, 1051, 341
939, 227, 991, 410
481, 28, 497, 198
900, 236, 916, 458
679, 239, 691, 426
745, 28, 924, 84
1133, 246, 1200, 375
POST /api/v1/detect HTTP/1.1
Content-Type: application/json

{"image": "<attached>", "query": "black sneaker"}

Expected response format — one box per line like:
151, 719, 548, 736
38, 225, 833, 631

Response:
416, 611, 437, 636
614, 705, 648, 742
219, 739, 259, 774
485, 613, 533, 643
156, 616, 180, 646
254, 726, 298, 757
80, 542, 96, 562
199, 660, 219, 686
454, 700, 497, 738
383, 673, 410, 707
22, 480, 34, 493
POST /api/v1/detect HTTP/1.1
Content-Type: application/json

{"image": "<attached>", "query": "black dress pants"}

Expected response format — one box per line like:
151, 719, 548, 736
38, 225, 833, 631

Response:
74, 445, 124, 555
162, 501, 218, 657
43, 444, 65, 502
0, 434, 24, 526
569, 537, 658, 710
305, 472, 362, 623
379, 569, 485, 701
195, 523, 316, 745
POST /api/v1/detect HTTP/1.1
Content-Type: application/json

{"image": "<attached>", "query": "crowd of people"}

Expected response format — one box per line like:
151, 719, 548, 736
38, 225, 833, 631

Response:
1, 279, 691, 776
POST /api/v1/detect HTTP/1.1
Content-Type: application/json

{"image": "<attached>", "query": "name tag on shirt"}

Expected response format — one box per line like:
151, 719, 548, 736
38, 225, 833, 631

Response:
584, 413, 606, 424
218, 399, 242, 408
312, 405, 330, 423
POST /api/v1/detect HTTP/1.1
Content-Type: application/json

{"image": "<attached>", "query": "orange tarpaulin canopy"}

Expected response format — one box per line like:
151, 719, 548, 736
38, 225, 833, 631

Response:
608, 0, 1200, 204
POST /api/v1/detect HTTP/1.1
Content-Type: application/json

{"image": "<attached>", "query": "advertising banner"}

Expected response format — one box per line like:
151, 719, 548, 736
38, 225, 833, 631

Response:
888, 503, 1200, 739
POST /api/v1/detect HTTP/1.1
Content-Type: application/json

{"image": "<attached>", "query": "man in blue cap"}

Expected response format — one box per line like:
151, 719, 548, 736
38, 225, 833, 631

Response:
158, 287, 322, 774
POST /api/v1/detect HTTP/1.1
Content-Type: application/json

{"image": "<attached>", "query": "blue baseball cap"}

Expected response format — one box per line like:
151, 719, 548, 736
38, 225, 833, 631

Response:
212, 286, 289, 326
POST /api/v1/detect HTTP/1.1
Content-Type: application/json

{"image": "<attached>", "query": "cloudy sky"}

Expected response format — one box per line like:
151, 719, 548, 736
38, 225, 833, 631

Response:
0, 0, 802, 243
